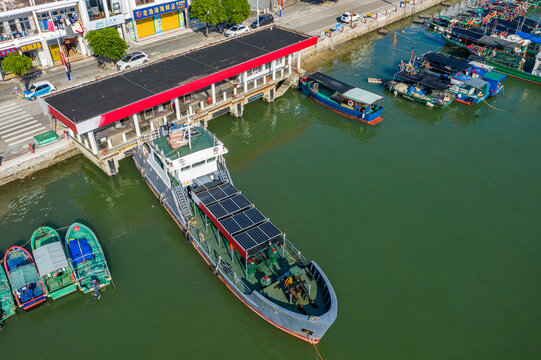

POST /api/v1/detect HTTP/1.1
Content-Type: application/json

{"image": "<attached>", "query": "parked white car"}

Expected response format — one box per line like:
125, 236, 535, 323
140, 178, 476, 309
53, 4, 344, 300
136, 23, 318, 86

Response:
224, 25, 250, 37
23, 80, 56, 100
116, 51, 149, 71
340, 12, 360, 23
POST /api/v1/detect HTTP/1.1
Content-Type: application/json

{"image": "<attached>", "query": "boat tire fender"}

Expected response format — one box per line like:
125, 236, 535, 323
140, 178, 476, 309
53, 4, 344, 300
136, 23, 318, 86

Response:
347, 99, 354, 107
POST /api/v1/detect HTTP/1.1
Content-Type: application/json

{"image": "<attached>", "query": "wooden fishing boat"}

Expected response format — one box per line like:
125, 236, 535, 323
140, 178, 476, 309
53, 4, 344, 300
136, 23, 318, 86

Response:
3, 246, 47, 310
64, 223, 111, 299
299, 72, 384, 125
385, 71, 455, 109
0, 263, 16, 327
31, 226, 78, 300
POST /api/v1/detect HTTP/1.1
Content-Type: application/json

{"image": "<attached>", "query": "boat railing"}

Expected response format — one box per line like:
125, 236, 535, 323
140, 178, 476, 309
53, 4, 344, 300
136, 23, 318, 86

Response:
187, 224, 252, 294
283, 236, 309, 265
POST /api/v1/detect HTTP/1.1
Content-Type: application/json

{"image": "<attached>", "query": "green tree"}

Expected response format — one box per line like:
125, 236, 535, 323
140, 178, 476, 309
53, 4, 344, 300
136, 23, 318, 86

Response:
1, 53, 33, 84
222, 0, 250, 24
85, 28, 127, 60
190, 0, 227, 37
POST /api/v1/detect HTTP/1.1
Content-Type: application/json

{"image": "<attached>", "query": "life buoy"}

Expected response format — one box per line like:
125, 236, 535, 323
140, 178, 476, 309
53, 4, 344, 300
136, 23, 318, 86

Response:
347, 99, 354, 107
199, 232, 205, 242
406, 64, 414, 72
312, 82, 319, 91
71, 273, 75, 282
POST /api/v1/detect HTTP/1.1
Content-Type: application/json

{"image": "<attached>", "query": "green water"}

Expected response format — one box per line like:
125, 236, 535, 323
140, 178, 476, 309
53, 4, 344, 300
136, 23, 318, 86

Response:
2, 19, 541, 360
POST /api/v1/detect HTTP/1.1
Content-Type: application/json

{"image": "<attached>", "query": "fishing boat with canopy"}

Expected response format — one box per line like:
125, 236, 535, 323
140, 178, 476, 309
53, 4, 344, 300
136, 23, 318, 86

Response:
31, 226, 78, 300
0, 264, 16, 328
64, 223, 112, 299
299, 72, 384, 125
385, 71, 455, 108
3, 246, 47, 310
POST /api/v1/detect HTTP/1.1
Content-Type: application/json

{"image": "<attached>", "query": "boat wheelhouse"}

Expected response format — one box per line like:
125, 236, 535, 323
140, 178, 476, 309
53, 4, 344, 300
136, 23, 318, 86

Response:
31, 227, 78, 300
449, 76, 490, 104
133, 124, 337, 343
299, 72, 384, 125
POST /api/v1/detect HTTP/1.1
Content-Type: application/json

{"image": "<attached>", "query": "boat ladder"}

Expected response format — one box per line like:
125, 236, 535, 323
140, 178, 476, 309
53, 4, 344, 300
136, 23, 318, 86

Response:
174, 185, 193, 220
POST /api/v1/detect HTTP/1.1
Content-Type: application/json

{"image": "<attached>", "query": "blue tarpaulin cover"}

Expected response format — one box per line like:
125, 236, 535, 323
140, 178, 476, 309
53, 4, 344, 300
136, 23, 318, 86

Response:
516, 32, 541, 45
68, 239, 93, 265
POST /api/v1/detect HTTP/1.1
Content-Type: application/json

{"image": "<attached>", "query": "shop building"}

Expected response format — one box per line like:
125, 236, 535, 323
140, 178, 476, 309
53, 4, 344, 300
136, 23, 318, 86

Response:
125, 0, 189, 41
0, 0, 87, 79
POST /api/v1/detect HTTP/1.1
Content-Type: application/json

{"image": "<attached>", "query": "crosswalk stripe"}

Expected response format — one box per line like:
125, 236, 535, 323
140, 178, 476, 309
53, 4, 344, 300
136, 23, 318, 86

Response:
0, 104, 21, 115
0, 120, 38, 135
0, 116, 34, 130
3, 123, 45, 141
0, 112, 30, 124
5, 130, 47, 145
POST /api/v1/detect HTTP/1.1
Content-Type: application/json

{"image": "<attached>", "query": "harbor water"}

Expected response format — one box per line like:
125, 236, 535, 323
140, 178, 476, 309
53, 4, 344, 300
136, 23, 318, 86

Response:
1, 11, 541, 359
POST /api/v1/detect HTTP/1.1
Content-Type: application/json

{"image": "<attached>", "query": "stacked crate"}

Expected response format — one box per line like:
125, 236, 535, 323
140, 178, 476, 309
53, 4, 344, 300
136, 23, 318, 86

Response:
167, 129, 187, 149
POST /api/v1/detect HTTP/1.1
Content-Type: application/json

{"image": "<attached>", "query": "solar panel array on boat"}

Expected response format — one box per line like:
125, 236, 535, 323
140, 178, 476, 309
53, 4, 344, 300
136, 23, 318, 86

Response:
197, 182, 240, 206
234, 221, 282, 253
196, 180, 284, 257
207, 194, 251, 219
220, 208, 266, 235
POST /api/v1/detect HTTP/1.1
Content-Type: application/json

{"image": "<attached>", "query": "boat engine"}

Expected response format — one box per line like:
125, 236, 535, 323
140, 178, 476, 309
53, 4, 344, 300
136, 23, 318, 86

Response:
91, 276, 101, 300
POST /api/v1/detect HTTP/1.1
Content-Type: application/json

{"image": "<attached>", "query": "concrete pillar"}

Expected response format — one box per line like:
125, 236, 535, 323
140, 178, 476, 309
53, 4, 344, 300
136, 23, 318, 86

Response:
84, 139, 89, 148
234, 87, 237, 96
263, 74, 267, 84
223, 92, 226, 101
68, 129, 75, 137
211, 83, 216, 104
107, 138, 113, 149
199, 100, 204, 110
150, 122, 155, 131
88, 131, 98, 155
288, 55, 292, 75
77, 134, 82, 143
243, 71, 248, 92
175, 98, 181, 120
122, 132, 127, 142
254, 78, 257, 89
163, 116, 168, 124
102, 0, 110, 18
281, 68, 284, 78
189, 105, 193, 114
133, 113, 141, 137
297, 51, 301, 70
272, 60, 276, 81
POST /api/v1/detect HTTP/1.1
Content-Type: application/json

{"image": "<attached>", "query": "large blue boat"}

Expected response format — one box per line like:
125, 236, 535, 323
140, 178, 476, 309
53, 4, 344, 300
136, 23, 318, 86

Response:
299, 72, 384, 125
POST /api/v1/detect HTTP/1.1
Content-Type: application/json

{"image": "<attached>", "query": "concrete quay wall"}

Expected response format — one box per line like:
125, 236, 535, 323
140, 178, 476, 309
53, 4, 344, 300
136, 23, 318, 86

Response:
0, 139, 78, 187
300, 0, 444, 61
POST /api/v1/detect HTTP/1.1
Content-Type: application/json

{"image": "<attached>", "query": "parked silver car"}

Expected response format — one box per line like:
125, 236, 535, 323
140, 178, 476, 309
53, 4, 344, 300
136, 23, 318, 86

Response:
116, 51, 149, 70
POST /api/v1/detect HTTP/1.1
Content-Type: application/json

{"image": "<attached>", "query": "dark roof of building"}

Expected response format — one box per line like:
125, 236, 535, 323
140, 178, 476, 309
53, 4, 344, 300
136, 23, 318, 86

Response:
45, 27, 310, 124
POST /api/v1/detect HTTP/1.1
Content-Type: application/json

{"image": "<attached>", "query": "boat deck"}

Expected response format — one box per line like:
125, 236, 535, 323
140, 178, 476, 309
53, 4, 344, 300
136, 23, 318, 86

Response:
190, 203, 326, 316
152, 127, 216, 160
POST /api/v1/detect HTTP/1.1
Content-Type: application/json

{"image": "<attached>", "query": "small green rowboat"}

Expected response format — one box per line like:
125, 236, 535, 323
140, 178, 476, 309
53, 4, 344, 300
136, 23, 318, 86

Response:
31, 226, 78, 300
65, 223, 112, 299
0, 264, 16, 328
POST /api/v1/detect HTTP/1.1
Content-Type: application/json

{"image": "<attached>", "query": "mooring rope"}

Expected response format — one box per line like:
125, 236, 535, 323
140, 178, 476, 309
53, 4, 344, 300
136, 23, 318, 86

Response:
482, 98, 504, 111
309, 337, 324, 360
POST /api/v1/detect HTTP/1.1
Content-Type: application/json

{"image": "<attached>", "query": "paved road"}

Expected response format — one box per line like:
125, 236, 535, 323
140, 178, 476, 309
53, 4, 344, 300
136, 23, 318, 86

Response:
0, 101, 50, 154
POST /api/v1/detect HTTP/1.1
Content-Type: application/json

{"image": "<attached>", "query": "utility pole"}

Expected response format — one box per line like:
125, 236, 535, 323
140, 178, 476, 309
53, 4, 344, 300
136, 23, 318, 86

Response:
257, 0, 260, 28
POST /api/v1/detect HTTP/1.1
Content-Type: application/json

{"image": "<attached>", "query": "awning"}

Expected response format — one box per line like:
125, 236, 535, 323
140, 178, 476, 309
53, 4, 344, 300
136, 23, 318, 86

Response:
342, 88, 383, 104
464, 77, 488, 89
9, 264, 41, 290
305, 72, 355, 94
34, 242, 69, 276
482, 71, 506, 82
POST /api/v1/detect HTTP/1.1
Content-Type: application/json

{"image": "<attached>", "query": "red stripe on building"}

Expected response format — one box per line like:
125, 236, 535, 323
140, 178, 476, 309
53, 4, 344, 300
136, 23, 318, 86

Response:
48, 105, 78, 133
98, 36, 317, 128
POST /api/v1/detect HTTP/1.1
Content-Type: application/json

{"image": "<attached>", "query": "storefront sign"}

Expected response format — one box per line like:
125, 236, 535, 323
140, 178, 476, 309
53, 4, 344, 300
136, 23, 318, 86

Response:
20, 42, 42, 52
86, 15, 125, 31
0, 48, 17, 57
133, 0, 187, 21
153, 15, 163, 34
127, 19, 136, 41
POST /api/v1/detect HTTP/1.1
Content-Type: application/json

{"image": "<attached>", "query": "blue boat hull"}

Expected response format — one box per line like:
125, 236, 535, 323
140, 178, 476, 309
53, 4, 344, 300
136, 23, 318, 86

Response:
300, 81, 383, 124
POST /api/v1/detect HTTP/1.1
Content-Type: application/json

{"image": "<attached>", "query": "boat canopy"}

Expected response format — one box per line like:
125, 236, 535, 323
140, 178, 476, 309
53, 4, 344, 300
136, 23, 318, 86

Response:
34, 242, 69, 276
395, 71, 449, 90
515, 31, 541, 44
482, 71, 506, 82
305, 72, 355, 94
9, 264, 40, 290
423, 52, 471, 71
477, 36, 518, 50
450, 27, 485, 40
464, 77, 488, 89
342, 88, 383, 105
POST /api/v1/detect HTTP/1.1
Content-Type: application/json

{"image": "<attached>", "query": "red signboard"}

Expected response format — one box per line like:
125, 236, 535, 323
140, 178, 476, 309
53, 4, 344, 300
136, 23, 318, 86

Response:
0, 47, 17, 57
